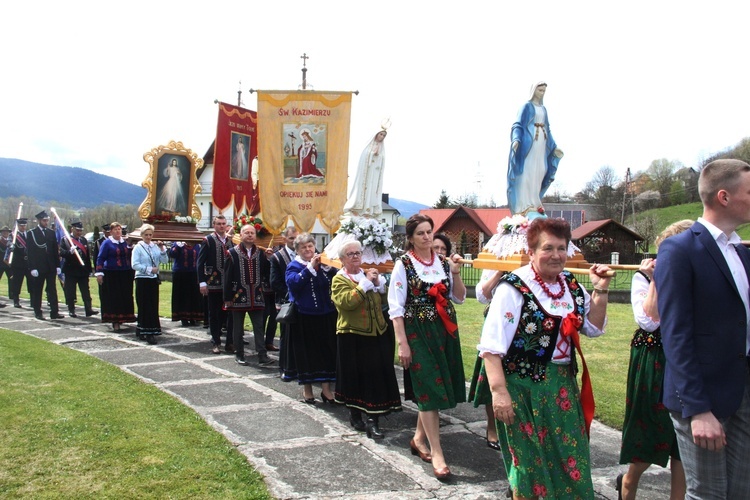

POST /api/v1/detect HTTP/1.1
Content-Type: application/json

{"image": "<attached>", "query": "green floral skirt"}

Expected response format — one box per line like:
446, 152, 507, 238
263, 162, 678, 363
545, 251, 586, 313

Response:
619, 330, 680, 467
502, 363, 594, 500
404, 317, 465, 411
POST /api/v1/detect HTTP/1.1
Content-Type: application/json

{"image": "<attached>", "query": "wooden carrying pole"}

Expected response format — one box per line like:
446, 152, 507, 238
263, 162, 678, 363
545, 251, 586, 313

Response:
7, 202, 23, 265
456, 258, 618, 278
50, 207, 84, 266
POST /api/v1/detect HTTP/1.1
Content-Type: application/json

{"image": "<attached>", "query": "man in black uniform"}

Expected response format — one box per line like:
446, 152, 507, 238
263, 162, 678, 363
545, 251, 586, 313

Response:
26, 210, 62, 320
6, 218, 29, 308
60, 220, 98, 318
0, 225, 11, 291
93, 223, 110, 261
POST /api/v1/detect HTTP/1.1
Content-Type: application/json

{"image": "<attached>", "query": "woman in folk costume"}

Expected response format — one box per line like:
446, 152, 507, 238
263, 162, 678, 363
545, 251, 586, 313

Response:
169, 240, 204, 326
95, 222, 136, 332
479, 218, 611, 499
131, 224, 168, 344
507, 82, 564, 218
331, 240, 401, 439
616, 221, 691, 500
285, 233, 338, 403
388, 214, 466, 481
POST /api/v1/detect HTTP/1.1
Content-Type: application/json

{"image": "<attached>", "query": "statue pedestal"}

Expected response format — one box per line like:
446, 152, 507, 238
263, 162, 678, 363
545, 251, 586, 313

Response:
231, 233, 285, 250
471, 250, 591, 272
130, 221, 205, 243
321, 253, 395, 273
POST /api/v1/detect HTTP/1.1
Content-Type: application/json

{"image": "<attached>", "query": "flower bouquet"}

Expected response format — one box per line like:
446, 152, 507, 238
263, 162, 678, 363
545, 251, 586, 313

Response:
233, 214, 268, 236
324, 217, 394, 265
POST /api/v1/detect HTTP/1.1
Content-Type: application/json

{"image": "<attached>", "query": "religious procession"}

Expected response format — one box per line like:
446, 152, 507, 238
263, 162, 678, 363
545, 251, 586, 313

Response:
3, 69, 749, 500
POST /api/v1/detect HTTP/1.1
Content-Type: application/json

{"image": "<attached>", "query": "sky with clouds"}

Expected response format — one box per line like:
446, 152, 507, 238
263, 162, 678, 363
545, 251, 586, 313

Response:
2, 1, 748, 207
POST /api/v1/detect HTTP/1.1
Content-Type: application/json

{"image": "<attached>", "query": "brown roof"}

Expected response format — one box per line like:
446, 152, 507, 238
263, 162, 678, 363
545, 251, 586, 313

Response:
473, 208, 512, 234
419, 206, 507, 235
571, 219, 644, 241
419, 209, 455, 231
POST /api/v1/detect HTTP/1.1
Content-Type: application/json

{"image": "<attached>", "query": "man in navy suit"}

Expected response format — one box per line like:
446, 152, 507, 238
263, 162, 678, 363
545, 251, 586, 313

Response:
655, 159, 750, 499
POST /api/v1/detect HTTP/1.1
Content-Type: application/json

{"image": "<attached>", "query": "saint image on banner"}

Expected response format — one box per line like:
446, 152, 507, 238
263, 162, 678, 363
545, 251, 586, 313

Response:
281, 123, 327, 183
156, 156, 188, 214
230, 132, 250, 181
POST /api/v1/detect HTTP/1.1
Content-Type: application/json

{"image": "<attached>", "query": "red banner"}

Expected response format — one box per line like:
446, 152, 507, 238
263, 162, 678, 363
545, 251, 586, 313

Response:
213, 102, 258, 214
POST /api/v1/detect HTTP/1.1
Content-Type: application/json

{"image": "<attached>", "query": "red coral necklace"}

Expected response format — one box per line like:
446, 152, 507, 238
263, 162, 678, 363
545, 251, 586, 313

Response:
409, 250, 435, 267
532, 265, 566, 299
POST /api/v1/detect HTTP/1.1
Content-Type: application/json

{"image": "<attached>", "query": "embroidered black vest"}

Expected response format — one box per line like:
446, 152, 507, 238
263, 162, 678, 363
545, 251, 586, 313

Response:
502, 271, 585, 382
631, 271, 662, 349
400, 254, 456, 324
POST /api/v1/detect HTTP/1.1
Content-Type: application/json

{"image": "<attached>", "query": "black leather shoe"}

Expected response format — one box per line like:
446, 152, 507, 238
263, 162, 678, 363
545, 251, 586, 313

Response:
50, 313, 64, 319
13, 302, 22, 308
68, 311, 78, 318
85, 309, 99, 316
34, 313, 45, 320
146, 336, 157, 345
349, 413, 366, 432
365, 418, 384, 440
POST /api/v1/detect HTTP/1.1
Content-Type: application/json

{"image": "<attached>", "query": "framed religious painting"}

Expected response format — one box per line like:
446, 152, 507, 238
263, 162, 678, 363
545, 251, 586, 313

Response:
281, 122, 327, 184
138, 140, 203, 221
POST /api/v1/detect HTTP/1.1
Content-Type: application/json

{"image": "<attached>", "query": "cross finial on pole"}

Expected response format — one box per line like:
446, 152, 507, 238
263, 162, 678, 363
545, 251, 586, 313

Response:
300, 53, 309, 90
237, 80, 242, 106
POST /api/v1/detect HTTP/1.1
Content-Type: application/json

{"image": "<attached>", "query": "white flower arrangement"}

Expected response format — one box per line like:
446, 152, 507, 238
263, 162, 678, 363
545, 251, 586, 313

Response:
484, 214, 580, 258
337, 217, 393, 256
173, 216, 198, 224
499, 214, 530, 235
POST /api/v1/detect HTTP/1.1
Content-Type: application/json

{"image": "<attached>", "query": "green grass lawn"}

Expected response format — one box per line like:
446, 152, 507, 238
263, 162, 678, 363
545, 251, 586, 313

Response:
0, 329, 270, 499
1, 275, 633, 431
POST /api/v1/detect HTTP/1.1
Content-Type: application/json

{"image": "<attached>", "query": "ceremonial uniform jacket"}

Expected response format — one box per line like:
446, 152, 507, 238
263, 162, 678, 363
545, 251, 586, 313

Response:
60, 235, 93, 276
6, 231, 28, 271
223, 244, 269, 311
270, 246, 295, 302
26, 226, 59, 274
197, 233, 230, 293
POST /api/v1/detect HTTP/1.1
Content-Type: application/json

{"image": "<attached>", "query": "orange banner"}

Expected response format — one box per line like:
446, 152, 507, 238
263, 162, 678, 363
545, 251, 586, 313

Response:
256, 91, 352, 234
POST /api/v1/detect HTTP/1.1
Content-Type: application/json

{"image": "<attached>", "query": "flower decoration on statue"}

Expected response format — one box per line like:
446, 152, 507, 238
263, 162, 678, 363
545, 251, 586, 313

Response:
145, 214, 197, 224
485, 213, 579, 259
337, 218, 393, 257
234, 214, 267, 236
500, 214, 530, 236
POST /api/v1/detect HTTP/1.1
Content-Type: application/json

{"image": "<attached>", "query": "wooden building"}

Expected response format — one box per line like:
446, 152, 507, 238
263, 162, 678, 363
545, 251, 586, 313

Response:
571, 219, 645, 265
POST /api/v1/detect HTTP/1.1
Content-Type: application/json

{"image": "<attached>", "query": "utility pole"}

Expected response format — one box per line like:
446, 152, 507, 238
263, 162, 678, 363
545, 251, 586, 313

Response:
621, 168, 630, 224
237, 80, 242, 106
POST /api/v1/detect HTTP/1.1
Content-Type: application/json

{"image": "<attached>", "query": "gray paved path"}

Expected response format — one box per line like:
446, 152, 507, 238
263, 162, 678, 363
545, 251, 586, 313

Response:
0, 300, 674, 499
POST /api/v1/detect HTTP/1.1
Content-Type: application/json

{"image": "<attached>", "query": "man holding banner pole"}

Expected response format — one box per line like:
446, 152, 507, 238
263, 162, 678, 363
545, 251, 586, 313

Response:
59, 220, 97, 318
7, 217, 29, 308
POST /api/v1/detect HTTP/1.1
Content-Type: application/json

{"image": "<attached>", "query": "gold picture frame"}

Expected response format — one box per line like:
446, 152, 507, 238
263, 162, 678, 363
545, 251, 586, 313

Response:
138, 140, 203, 221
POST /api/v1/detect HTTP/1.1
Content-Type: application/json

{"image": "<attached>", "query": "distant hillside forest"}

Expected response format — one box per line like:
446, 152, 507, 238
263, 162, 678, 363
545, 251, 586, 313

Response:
0, 158, 146, 231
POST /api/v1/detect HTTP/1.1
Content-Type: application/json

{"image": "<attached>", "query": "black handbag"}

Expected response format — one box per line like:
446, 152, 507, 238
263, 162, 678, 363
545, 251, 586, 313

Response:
276, 300, 297, 324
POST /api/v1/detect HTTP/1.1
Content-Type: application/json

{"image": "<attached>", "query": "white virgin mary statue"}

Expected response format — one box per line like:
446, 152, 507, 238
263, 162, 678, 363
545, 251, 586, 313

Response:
344, 129, 387, 218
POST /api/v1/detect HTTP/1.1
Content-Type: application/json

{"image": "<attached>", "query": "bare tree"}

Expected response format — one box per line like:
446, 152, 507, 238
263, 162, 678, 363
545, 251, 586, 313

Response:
630, 213, 660, 253
585, 166, 622, 219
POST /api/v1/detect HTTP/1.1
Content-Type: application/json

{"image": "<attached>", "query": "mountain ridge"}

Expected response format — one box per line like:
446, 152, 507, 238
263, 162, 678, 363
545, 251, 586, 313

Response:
0, 158, 428, 218
0, 158, 146, 207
